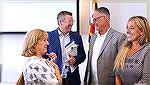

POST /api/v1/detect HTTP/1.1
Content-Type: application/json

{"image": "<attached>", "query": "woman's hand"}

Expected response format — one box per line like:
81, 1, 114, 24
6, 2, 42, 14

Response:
115, 74, 122, 85
47, 52, 57, 61
49, 61, 62, 82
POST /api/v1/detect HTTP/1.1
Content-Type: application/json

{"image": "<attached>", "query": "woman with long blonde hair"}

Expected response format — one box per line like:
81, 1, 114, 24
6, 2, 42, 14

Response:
114, 16, 150, 85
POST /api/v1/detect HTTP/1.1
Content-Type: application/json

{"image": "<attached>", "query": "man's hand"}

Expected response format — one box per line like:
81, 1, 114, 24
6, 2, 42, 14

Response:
66, 54, 76, 65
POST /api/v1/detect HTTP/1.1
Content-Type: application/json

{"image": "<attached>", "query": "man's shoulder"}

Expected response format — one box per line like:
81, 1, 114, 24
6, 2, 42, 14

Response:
108, 28, 127, 43
111, 28, 124, 34
48, 29, 57, 34
110, 28, 126, 37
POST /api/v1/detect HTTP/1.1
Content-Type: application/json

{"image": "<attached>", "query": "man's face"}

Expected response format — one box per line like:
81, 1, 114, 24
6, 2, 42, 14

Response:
61, 15, 74, 34
92, 11, 108, 32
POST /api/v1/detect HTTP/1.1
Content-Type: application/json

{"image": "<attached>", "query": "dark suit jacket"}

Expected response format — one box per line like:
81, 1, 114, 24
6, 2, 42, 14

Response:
84, 28, 126, 85
47, 28, 86, 85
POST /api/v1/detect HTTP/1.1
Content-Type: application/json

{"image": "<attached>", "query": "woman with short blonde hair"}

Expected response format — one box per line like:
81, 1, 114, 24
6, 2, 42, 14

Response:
21, 29, 61, 85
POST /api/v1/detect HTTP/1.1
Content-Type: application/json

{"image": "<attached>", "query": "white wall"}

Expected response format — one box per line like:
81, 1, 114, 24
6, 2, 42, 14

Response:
1, 34, 26, 84
2, 1, 77, 32
98, 2, 148, 33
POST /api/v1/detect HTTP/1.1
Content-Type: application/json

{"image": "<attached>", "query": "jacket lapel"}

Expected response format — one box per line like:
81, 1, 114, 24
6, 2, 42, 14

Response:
99, 28, 114, 56
85, 33, 97, 84
69, 32, 74, 42
90, 34, 98, 50
53, 29, 63, 70
54, 29, 62, 55
89, 34, 98, 65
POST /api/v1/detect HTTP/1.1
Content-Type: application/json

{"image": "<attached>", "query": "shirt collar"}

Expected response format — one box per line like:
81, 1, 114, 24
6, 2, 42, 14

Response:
96, 28, 110, 37
102, 28, 109, 37
58, 28, 69, 37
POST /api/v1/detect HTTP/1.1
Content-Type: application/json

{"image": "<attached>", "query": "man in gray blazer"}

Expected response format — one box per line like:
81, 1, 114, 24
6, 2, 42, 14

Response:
84, 7, 126, 85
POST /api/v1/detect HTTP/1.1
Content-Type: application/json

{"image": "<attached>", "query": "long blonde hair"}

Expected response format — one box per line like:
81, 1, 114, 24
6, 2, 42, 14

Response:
21, 29, 48, 57
113, 16, 150, 71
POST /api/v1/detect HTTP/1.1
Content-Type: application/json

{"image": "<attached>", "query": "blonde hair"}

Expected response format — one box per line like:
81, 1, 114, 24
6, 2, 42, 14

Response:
21, 29, 48, 57
114, 16, 150, 71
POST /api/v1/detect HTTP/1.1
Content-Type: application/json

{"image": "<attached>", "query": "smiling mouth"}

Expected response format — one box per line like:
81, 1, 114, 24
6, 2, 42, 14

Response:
127, 34, 132, 37
127, 32, 132, 37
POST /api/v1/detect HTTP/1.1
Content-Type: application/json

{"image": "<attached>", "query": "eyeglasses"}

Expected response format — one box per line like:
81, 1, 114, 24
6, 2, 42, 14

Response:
93, 16, 105, 23
63, 20, 75, 24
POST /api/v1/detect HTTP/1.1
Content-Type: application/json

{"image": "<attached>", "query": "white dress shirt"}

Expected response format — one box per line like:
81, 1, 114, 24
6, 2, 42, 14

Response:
91, 31, 108, 85
58, 29, 70, 65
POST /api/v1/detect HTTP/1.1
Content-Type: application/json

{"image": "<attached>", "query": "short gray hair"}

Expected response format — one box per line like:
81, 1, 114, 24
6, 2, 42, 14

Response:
95, 7, 110, 18
57, 11, 72, 25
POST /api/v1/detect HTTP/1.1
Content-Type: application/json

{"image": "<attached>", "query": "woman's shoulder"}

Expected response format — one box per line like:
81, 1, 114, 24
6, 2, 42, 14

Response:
28, 56, 43, 63
24, 56, 46, 69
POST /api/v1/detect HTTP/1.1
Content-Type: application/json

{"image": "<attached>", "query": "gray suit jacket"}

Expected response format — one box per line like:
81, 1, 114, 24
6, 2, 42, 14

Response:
84, 28, 126, 85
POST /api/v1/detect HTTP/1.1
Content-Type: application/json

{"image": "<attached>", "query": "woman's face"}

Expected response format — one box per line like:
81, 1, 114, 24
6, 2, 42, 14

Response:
126, 21, 143, 42
34, 37, 49, 56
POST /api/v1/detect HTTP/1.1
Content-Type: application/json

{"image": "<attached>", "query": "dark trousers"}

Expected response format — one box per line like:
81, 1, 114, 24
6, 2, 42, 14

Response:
62, 67, 81, 85
62, 77, 70, 85
62, 70, 71, 85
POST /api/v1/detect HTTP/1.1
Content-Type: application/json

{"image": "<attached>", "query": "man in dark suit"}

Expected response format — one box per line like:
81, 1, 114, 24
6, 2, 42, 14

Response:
47, 11, 86, 85
84, 7, 126, 85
